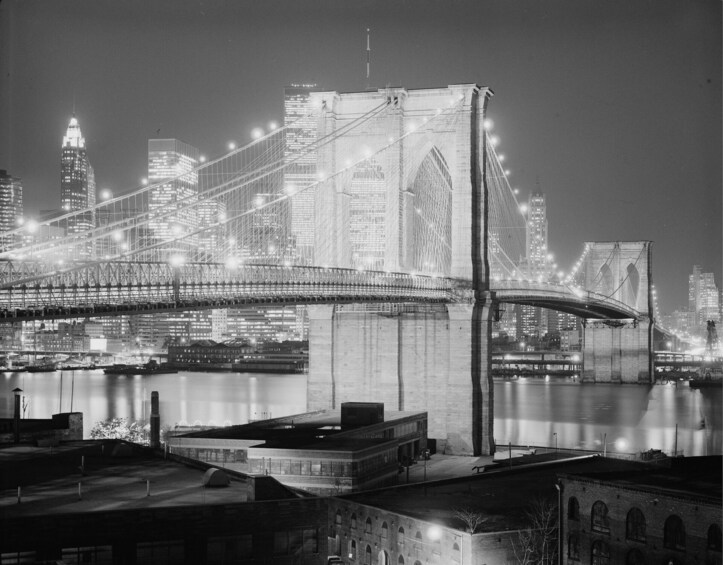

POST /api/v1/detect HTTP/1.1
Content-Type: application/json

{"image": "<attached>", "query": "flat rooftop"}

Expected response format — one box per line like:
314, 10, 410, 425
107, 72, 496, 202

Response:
340, 456, 721, 532
176, 409, 426, 450
560, 455, 722, 503
0, 441, 254, 518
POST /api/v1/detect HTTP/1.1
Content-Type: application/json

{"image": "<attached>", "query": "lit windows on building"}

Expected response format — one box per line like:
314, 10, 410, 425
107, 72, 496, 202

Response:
284, 84, 319, 265
0, 170, 23, 250
349, 160, 386, 270
148, 139, 200, 253
61, 115, 95, 238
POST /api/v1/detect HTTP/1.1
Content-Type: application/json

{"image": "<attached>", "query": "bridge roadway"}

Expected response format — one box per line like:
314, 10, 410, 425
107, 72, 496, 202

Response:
0, 260, 638, 321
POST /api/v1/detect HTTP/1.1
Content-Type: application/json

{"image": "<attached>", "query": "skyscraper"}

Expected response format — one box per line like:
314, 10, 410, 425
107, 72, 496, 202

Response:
525, 191, 549, 278
0, 169, 22, 250
148, 138, 199, 255
689, 266, 720, 333
61, 115, 95, 235
284, 84, 319, 264
516, 191, 552, 342
349, 160, 386, 270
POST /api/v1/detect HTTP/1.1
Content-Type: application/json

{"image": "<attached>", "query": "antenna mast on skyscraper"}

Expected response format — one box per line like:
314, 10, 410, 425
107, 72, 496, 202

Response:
366, 28, 371, 90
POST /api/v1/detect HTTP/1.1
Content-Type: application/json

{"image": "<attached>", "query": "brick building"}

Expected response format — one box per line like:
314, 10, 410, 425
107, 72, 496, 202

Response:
560, 456, 721, 565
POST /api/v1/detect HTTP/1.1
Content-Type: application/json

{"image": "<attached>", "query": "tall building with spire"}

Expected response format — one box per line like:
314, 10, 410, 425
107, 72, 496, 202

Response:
0, 169, 23, 250
61, 115, 95, 236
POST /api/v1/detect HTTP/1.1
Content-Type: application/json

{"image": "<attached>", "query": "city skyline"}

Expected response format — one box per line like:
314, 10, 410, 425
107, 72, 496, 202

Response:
0, 0, 720, 312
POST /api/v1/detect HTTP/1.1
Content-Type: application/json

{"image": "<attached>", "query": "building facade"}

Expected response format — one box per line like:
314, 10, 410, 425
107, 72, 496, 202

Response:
148, 138, 200, 254
0, 169, 22, 250
284, 84, 320, 265
560, 458, 721, 565
689, 266, 720, 338
61, 115, 95, 238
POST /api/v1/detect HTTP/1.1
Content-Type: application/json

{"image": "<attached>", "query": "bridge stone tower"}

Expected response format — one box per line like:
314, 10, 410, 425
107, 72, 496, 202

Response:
307, 84, 496, 455
580, 241, 654, 383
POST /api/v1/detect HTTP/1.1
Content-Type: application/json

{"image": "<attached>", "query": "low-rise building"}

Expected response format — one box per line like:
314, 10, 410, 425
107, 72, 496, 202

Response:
560, 456, 721, 565
0, 440, 329, 564
168, 404, 427, 495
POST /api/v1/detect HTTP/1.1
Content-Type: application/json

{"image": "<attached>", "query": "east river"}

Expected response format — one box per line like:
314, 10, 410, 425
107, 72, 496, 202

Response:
1, 370, 720, 457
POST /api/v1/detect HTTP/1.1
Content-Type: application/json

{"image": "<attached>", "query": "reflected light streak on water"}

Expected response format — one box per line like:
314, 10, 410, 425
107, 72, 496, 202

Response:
0, 371, 719, 456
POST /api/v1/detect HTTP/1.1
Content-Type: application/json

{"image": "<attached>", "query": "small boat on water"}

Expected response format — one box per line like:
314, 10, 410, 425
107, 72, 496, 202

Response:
103, 360, 177, 375
689, 379, 722, 389
25, 364, 58, 373
689, 367, 723, 389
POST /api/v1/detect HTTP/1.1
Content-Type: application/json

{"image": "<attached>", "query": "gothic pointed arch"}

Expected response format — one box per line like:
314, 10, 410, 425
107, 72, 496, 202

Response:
403, 145, 453, 274
598, 264, 614, 296
624, 263, 640, 308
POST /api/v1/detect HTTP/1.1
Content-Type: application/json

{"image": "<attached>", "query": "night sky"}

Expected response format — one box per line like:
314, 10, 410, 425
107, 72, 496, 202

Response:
0, 0, 720, 312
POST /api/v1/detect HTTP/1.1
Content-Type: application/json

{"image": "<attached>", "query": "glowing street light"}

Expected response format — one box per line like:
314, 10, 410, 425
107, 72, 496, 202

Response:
483, 118, 494, 130
251, 128, 264, 140
228, 141, 237, 151
100, 189, 112, 201
268, 121, 278, 130
141, 178, 148, 186
169, 254, 185, 268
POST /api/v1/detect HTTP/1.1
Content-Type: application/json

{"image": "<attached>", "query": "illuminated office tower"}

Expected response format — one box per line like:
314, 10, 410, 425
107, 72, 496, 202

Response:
197, 198, 227, 262
689, 266, 720, 332
61, 115, 95, 237
148, 139, 199, 254
349, 160, 386, 270
284, 84, 319, 264
0, 170, 22, 250
525, 191, 549, 278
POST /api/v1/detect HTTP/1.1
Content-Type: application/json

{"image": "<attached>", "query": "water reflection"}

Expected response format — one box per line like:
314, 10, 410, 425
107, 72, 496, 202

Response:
0, 371, 719, 456
494, 379, 721, 456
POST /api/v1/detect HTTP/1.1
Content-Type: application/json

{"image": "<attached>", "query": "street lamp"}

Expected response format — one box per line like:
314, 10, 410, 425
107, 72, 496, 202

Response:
13, 387, 23, 443
553, 432, 558, 458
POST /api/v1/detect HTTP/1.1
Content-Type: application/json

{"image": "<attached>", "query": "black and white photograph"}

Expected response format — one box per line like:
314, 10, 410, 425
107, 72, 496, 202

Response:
0, 1, 720, 564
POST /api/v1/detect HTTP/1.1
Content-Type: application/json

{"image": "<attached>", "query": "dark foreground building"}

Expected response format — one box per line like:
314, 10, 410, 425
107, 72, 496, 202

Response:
560, 456, 721, 565
0, 441, 328, 564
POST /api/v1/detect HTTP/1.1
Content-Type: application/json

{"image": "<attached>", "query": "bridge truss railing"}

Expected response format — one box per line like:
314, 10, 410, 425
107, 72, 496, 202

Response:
0, 263, 459, 319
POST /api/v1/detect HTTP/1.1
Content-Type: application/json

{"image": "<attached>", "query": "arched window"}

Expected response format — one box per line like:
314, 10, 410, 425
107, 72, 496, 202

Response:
591, 540, 610, 565
626, 508, 646, 542
709, 523, 722, 551
365, 517, 372, 534
592, 501, 610, 533
568, 496, 580, 521
381, 522, 388, 539
349, 540, 357, 560
365, 544, 372, 565
452, 542, 461, 563
599, 264, 614, 296
568, 533, 580, 560
398, 526, 405, 545
379, 550, 389, 565
625, 548, 644, 565
397, 556, 404, 564
625, 264, 640, 307
664, 515, 686, 550
415, 531, 423, 541
335, 510, 342, 527
351, 513, 357, 529
414, 561, 422, 565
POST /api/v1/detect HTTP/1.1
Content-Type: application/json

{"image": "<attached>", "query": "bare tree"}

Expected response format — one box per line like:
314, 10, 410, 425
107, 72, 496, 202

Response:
453, 507, 487, 533
512, 497, 558, 565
